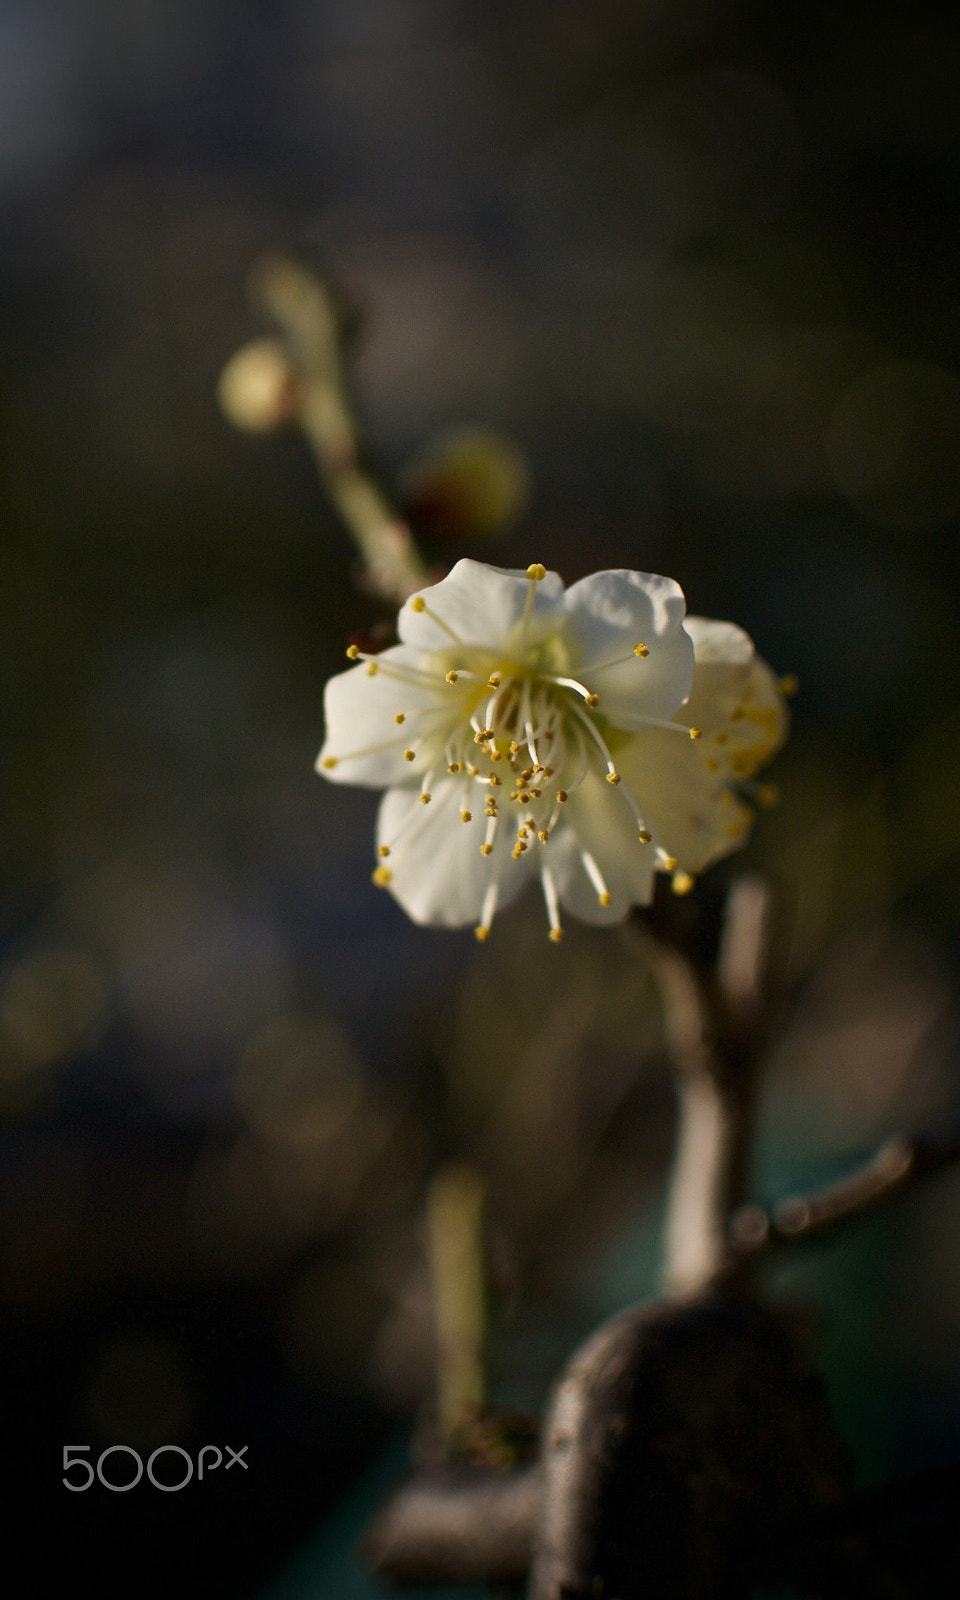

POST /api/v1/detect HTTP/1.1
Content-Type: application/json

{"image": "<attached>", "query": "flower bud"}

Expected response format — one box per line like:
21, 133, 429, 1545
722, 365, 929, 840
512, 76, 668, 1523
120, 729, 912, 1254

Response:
217, 338, 299, 432
399, 427, 532, 543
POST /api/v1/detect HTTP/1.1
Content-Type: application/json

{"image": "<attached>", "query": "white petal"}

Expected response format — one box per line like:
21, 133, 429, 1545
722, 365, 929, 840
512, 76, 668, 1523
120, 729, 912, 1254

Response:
398, 558, 566, 654
317, 644, 450, 787
700, 655, 789, 779
616, 730, 755, 875
375, 777, 536, 927
548, 768, 656, 924
562, 569, 695, 727
678, 617, 755, 737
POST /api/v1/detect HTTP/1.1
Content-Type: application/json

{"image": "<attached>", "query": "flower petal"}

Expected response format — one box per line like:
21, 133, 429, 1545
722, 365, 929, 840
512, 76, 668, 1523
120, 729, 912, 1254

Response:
616, 729, 755, 875
375, 777, 536, 927
398, 558, 566, 654
677, 617, 755, 736
563, 569, 695, 727
700, 656, 789, 780
548, 768, 656, 924
317, 644, 451, 787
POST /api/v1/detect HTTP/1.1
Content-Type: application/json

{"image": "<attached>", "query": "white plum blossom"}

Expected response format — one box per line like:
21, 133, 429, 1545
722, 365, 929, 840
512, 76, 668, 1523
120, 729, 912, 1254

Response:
317, 560, 788, 942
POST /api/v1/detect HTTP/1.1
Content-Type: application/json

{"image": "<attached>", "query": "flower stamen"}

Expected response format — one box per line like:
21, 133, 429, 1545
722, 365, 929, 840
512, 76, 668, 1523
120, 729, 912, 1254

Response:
517, 563, 546, 651
582, 642, 651, 672
568, 701, 620, 784
580, 851, 612, 907
541, 865, 564, 942
408, 594, 463, 646
475, 879, 499, 942
544, 673, 601, 706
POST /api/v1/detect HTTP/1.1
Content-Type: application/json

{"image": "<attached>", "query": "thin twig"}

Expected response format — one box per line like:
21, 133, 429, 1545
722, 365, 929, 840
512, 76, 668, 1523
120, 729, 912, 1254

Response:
249, 254, 433, 606
427, 1164, 488, 1445
730, 1131, 960, 1257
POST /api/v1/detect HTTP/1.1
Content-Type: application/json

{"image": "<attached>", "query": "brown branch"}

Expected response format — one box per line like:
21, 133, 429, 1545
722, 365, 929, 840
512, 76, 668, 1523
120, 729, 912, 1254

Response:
653, 877, 774, 1296
362, 1467, 539, 1586
527, 1295, 849, 1600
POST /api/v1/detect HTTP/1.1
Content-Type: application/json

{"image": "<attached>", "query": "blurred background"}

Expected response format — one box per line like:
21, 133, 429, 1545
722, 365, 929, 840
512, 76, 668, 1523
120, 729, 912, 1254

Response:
4, 0, 960, 1594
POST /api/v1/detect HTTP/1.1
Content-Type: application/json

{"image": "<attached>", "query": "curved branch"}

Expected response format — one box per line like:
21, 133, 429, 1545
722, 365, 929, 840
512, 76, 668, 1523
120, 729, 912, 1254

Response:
730, 1131, 960, 1256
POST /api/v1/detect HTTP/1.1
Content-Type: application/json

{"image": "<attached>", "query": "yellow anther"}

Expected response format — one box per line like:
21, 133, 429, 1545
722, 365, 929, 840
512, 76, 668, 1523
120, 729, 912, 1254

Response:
394, 712, 406, 724
488, 674, 501, 688
599, 892, 611, 906
448, 762, 462, 774
419, 792, 432, 805
474, 728, 496, 744
548, 927, 564, 943
529, 788, 541, 798
403, 749, 416, 761
634, 642, 649, 658
366, 662, 379, 676
378, 845, 391, 857
372, 866, 393, 887
662, 856, 677, 872
480, 842, 493, 856
606, 771, 621, 785
779, 674, 799, 697
526, 563, 546, 581
461, 810, 472, 823
512, 844, 526, 858
490, 748, 502, 761
638, 829, 652, 843
672, 871, 695, 896
689, 727, 701, 740
467, 764, 479, 776
509, 741, 520, 755
538, 829, 549, 843
517, 827, 529, 839
474, 925, 490, 942
556, 789, 568, 803
410, 596, 426, 613
346, 644, 360, 660
322, 756, 338, 769
518, 792, 531, 804
489, 774, 501, 786
446, 670, 459, 683
585, 693, 599, 708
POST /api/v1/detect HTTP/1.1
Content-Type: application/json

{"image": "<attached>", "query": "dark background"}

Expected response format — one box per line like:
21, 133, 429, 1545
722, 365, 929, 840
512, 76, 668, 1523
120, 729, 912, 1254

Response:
4, 2, 960, 1595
